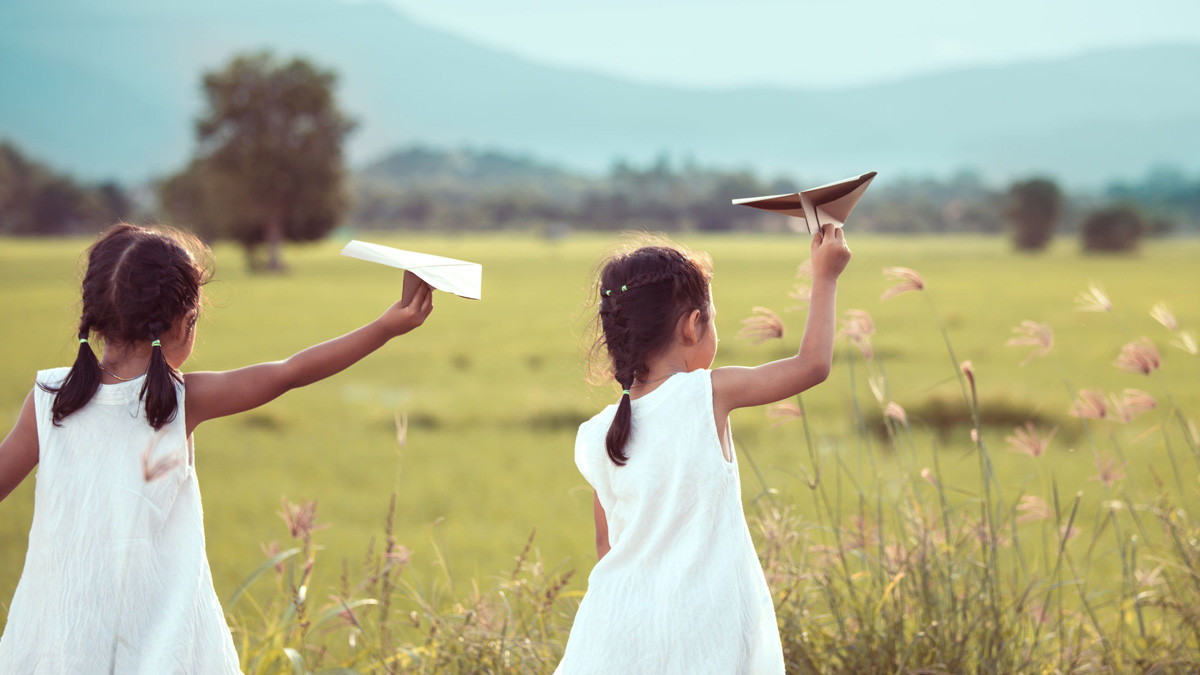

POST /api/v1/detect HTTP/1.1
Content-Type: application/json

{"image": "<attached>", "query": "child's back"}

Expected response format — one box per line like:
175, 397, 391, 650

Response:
561, 370, 782, 674
0, 368, 239, 671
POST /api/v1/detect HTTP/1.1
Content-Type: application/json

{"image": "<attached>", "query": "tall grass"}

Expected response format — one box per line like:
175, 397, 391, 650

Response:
224, 257, 1199, 673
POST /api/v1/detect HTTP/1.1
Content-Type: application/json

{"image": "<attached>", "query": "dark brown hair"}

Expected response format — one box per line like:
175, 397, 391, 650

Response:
592, 243, 712, 465
43, 223, 212, 430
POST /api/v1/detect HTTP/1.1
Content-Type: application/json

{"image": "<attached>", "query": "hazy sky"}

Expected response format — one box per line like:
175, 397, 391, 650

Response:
380, 0, 1200, 89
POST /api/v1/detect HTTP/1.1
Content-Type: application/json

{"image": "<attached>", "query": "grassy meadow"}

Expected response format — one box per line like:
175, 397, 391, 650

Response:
1, 231, 1198, 672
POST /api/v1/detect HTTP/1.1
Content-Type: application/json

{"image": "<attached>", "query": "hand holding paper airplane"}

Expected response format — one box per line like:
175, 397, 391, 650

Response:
732, 171, 877, 234
341, 240, 483, 300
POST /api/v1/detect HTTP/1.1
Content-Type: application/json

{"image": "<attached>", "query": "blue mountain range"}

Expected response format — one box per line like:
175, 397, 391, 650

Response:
2, 0, 1198, 187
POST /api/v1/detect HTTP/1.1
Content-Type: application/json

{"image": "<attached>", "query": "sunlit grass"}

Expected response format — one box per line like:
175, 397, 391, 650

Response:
1, 232, 1198, 672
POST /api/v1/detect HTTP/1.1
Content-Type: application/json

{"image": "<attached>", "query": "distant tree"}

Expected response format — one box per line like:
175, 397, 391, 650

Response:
163, 52, 355, 270
0, 141, 129, 235
1081, 204, 1144, 253
1006, 178, 1061, 251
692, 172, 765, 232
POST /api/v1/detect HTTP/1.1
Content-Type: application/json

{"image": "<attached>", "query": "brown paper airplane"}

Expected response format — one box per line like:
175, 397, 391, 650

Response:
732, 171, 877, 234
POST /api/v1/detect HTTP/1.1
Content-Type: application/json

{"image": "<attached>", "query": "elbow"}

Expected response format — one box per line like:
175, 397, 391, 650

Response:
811, 362, 832, 385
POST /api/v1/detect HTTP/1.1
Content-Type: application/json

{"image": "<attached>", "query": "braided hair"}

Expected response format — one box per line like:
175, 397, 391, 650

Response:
44, 223, 212, 430
592, 244, 712, 465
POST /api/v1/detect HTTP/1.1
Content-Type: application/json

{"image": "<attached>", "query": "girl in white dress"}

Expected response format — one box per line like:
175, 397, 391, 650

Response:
0, 223, 434, 672
556, 225, 851, 674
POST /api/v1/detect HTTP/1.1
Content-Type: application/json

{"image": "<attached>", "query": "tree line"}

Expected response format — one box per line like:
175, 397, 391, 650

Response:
3, 52, 1198, 266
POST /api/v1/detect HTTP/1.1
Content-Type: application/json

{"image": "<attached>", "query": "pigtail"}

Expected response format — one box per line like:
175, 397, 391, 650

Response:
605, 371, 636, 466
44, 326, 103, 427
140, 327, 183, 431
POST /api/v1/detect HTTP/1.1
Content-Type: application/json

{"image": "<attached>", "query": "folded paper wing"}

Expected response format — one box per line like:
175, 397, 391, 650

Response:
340, 240, 483, 300
732, 171, 877, 234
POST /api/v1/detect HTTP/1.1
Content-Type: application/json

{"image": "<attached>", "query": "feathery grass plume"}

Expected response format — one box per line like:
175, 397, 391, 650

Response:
765, 400, 803, 427
787, 282, 812, 305
1150, 302, 1178, 331
918, 467, 937, 486
1075, 282, 1113, 312
786, 260, 815, 308
394, 411, 408, 449
737, 306, 785, 343
1069, 389, 1108, 419
259, 540, 285, 576
279, 497, 326, 540
795, 259, 814, 280
1005, 421, 1057, 458
1006, 320, 1054, 366
884, 401, 908, 427
1113, 337, 1161, 374
880, 266, 925, 300
1091, 452, 1126, 487
867, 373, 886, 404
839, 309, 875, 360
1108, 388, 1157, 423
1172, 329, 1198, 355
1015, 495, 1052, 524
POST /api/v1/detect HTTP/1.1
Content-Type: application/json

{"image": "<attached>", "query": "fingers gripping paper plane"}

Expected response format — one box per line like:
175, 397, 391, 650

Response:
732, 171, 878, 234
341, 240, 483, 300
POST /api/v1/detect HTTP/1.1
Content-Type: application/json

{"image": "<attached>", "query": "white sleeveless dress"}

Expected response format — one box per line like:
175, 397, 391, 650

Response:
556, 369, 784, 674
0, 367, 241, 674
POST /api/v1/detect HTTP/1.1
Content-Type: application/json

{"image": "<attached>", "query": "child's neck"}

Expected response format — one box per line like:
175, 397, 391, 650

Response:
97, 341, 153, 383
630, 352, 697, 400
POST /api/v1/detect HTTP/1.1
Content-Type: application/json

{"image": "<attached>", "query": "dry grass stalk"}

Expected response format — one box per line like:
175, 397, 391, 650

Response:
1006, 320, 1054, 366
737, 306, 785, 344
880, 266, 925, 300
1075, 282, 1113, 313
1113, 337, 1161, 374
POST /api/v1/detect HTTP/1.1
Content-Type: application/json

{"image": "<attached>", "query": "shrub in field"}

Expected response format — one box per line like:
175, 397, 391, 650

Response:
1081, 204, 1145, 253
1007, 177, 1062, 252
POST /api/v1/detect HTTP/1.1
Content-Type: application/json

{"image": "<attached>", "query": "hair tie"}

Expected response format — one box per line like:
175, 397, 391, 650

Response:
605, 289, 612, 296
621, 389, 630, 396
621, 285, 627, 292
79, 338, 89, 345
151, 339, 162, 348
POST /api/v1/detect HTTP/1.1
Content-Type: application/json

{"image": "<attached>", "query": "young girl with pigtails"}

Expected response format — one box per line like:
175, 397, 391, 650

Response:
0, 223, 434, 671
556, 224, 851, 674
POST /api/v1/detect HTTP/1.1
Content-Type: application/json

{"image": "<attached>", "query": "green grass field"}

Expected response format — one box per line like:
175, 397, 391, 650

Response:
2, 232, 1198, 658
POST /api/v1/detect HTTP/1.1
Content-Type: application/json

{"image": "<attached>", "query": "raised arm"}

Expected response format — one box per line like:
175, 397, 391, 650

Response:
0, 390, 39, 504
184, 277, 434, 435
712, 224, 851, 415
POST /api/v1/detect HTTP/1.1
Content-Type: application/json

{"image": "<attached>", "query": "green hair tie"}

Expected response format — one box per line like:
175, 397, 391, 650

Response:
621, 389, 630, 396
621, 285, 627, 292
151, 339, 162, 348
79, 338, 88, 344
605, 289, 612, 296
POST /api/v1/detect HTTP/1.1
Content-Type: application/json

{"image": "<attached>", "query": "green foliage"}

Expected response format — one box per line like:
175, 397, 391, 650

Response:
1081, 204, 1145, 253
161, 52, 355, 269
0, 141, 130, 235
1007, 177, 1063, 251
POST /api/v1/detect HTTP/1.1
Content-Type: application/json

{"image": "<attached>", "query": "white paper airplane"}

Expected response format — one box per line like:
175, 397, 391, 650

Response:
340, 240, 483, 300
732, 171, 878, 234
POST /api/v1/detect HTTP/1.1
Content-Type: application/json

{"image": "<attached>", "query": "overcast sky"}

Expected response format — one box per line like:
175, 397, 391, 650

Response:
378, 0, 1200, 89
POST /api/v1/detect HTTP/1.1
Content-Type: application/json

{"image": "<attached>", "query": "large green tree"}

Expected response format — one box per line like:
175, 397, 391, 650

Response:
163, 52, 355, 270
